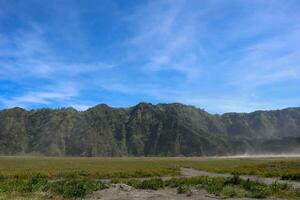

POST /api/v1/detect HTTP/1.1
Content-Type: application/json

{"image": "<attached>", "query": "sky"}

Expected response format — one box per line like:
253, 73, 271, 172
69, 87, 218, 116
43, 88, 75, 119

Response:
0, 0, 300, 113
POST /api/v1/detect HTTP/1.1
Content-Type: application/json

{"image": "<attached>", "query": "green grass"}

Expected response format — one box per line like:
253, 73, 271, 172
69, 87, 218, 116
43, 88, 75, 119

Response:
1, 156, 300, 199
221, 185, 248, 198
177, 184, 191, 194
0, 176, 108, 199
1, 156, 300, 179
0, 173, 299, 199
0, 156, 181, 179
115, 176, 300, 199
179, 157, 300, 181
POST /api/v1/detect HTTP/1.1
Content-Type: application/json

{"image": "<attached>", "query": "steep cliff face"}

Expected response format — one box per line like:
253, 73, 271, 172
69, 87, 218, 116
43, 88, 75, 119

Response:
0, 103, 300, 156
222, 108, 300, 139
0, 107, 27, 154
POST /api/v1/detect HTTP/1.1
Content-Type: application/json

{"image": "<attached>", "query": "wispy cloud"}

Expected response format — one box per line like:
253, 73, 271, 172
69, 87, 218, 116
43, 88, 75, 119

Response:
127, 0, 203, 80
96, 0, 300, 112
0, 22, 115, 109
1, 0, 300, 113
0, 82, 78, 108
227, 27, 300, 90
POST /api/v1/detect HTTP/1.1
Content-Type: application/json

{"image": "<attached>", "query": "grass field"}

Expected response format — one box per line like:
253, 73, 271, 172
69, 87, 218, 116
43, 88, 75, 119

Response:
1, 156, 300, 179
0, 156, 300, 199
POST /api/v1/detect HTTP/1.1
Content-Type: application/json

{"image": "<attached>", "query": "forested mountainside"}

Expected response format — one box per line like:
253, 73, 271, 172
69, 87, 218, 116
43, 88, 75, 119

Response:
1, 103, 300, 156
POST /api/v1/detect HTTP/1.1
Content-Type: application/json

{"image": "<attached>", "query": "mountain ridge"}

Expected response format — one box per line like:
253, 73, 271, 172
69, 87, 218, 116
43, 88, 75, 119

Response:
0, 103, 300, 156
5, 102, 300, 115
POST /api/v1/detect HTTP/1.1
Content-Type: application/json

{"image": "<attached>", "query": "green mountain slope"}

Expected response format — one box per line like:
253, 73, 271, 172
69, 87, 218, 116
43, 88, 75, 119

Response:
0, 103, 300, 156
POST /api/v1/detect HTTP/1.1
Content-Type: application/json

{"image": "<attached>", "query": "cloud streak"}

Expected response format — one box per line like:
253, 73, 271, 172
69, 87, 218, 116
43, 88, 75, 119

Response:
127, 0, 203, 80
0, 0, 300, 113
0, 82, 78, 108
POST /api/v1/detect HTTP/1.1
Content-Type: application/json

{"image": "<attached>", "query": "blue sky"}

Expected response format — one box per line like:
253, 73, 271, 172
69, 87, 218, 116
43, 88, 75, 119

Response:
0, 0, 300, 113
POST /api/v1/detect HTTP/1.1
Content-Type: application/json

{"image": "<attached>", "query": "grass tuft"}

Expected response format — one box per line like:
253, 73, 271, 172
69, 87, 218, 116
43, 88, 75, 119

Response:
177, 184, 191, 194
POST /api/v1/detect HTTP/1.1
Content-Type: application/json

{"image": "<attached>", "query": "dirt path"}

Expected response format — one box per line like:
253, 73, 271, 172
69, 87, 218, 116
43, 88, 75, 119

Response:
181, 168, 300, 189
87, 184, 219, 200
86, 183, 279, 200
86, 168, 295, 200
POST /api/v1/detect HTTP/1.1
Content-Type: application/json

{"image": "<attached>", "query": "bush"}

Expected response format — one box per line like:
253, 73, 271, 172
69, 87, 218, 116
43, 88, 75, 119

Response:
0, 179, 36, 193
50, 179, 99, 198
269, 182, 290, 194
197, 178, 224, 195
281, 173, 300, 181
225, 174, 241, 185
63, 181, 88, 197
142, 179, 164, 190
30, 173, 48, 192
96, 181, 110, 190
124, 179, 143, 188
164, 178, 184, 188
240, 179, 271, 198
247, 185, 271, 198
221, 186, 248, 198
177, 184, 190, 194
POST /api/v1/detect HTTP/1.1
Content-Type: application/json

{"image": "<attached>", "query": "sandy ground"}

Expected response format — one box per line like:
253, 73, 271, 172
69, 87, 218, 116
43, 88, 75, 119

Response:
87, 184, 213, 200
181, 168, 300, 188
85, 167, 299, 200
86, 184, 280, 200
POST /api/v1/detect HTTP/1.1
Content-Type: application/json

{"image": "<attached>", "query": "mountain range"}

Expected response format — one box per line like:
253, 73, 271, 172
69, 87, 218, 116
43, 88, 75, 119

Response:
1, 103, 300, 156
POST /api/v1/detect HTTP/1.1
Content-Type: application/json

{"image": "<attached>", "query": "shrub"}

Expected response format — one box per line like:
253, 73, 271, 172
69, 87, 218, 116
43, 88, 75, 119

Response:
281, 173, 300, 181
221, 186, 247, 198
96, 181, 110, 190
139, 179, 164, 190
269, 182, 290, 194
197, 178, 224, 195
165, 178, 185, 188
124, 179, 143, 188
241, 179, 256, 190
240, 179, 271, 198
30, 173, 48, 192
177, 184, 190, 194
64, 181, 87, 197
225, 174, 241, 185
50, 179, 99, 198
247, 184, 271, 198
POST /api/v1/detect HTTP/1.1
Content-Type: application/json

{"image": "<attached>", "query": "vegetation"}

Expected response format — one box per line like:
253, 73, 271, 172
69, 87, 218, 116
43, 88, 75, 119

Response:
0, 175, 108, 199
0, 157, 300, 199
0, 157, 180, 179
177, 184, 191, 194
1, 157, 300, 180
1, 103, 300, 156
114, 176, 300, 199
124, 178, 164, 190
184, 159, 300, 181
1, 175, 299, 199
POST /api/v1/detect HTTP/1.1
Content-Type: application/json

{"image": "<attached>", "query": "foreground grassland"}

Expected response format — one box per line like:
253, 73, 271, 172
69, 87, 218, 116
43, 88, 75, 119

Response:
2, 175, 300, 199
0, 156, 300, 199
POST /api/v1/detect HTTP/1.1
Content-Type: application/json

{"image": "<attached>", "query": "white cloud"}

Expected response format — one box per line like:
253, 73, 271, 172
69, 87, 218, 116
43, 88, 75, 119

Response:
69, 104, 92, 111
0, 83, 78, 108
0, 23, 116, 109
228, 29, 300, 89
127, 0, 202, 79
1, 0, 300, 113
0, 24, 115, 80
